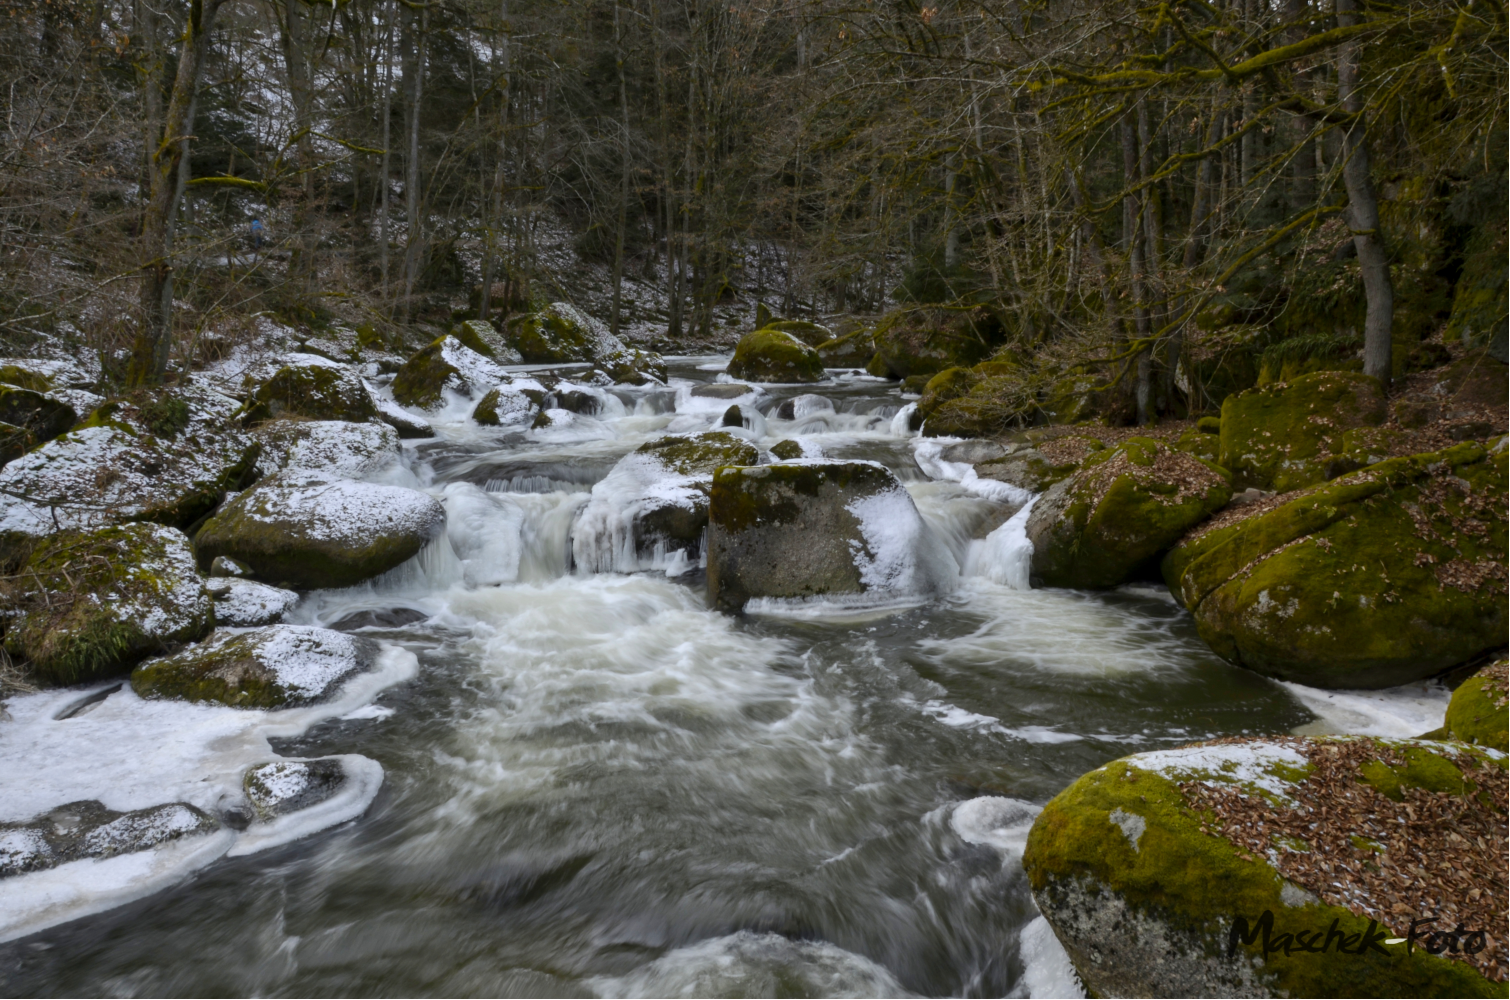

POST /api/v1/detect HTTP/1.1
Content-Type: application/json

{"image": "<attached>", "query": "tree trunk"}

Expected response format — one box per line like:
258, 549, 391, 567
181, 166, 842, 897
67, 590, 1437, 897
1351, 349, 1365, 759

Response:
1121, 112, 1152, 424
128, 0, 225, 387
279, 0, 317, 286
1336, 0, 1393, 387
378, 0, 394, 301
401, 3, 427, 319
479, 0, 511, 324
610, 2, 629, 336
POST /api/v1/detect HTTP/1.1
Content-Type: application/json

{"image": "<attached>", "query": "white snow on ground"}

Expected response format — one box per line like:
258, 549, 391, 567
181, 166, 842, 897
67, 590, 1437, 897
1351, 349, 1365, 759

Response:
0, 644, 416, 942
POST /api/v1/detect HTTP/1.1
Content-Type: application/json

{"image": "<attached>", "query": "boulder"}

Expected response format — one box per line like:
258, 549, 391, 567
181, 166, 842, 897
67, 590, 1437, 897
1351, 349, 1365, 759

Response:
975, 436, 1105, 494
242, 358, 378, 424
471, 386, 534, 426
690, 383, 754, 400
1026, 438, 1231, 588
774, 394, 835, 421
1423, 348, 1508, 410
243, 758, 348, 820
1163, 442, 1507, 689
726, 329, 823, 383
205, 576, 300, 627
870, 306, 1000, 379
1023, 736, 1506, 998
1172, 426, 1220, 464
918, 363, 1034, 438
759, 318, 833, 347
0, 379, 259, 538
1444, 659, 1508, 752
0, 800, 219, 877
506, 301, 626, 364
601, 347, 668, 385
451, 318, 523, 363
571, 431, 759, 572
2, 523, 212, 685
132, 625, 378, 709
706, 461, 947, 610
253, 419, 407, 482
0, 358, 95, 394
816, 328, 877, 368
1219, 370, 1388, 491
369, 389, 433, 438
390, 335, 514, 409
195, 472, 446, 589
0, 384, 77, 448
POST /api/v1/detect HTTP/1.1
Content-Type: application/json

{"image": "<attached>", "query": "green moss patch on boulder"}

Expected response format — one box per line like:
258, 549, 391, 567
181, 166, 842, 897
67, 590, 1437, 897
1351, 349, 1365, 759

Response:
505, 301, 626, 364
451, 318, 523, 363
706, 460, 941, 610
242, 358, 378, 424
816, 327, 877, 368
1163, 443, 1507, 688
0, 385, 76, 448
869, 306, 1001, 379
132, 625, 378, 709
759, 318, 833, 347
975, 435, 1106, 494
195, 472, 446, 590
1445, 659, 1508, 752
391, 335, 515, 409
726, 328, 824, 383
1025, 437, 1231, 589
636, 430, 759, 476
1219, 370, 1388, 491
2, 523, 211, 685
1024, 735, 1506, 998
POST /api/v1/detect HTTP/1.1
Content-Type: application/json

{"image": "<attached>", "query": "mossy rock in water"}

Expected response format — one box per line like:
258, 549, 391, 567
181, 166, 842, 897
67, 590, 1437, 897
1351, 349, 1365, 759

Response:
243, 360, 378, 424
975, 435, 1106, 494
391, 335, 512, 409
601, 347, 668, 385
636, 430, 758, 476
920, 362, 1035, 438
0, 384, 76, 447
1219, 370, 1387, 491
1444, 659, 1508, 752
726, 329, 823, 383
816, 327, 876, 368
870, 306, 1000, 379
132, 625, 378, 709
1026, 437, 1231, 589
1163, 442, 1508, 688
768, 439, 804, 460
1024, 735, 1507, 999
707, 461, 938, 610
759, 319, 833, 347
506, 302, 624, 364
3, 523, 211, 685
450, 318, 523, 363
195, 472, 446, 590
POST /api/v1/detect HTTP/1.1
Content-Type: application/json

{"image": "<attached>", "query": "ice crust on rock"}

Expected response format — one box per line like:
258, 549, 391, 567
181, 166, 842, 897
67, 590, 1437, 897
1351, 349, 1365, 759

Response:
845, 483, 959, 596
206, 577, 300, 626
1116, 740, 1310, 803
253, 419, 416, 485
573, 451, 707, 574
227, 473, 443, 548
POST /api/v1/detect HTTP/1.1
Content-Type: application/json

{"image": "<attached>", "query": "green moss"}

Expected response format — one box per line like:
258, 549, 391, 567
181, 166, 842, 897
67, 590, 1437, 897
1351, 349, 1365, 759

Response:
0, 384, 76, 443
870, 305, 1000, 379
472, 388, 503, 426
1218, 370, 1388, 491
710, 462, 892, 534
131, 630, 369, 709
1445, 663, 1509, 752
637, 431, 759, 476
769, 439, 804, 460
1197, 416, 1222, 434
601, 348, 668, 385
244, 364, 378, 424
916, 367, 976, 416
138, 395, 190, 437
726, 329, 823, 383
391, 337, 460, 408
452, 319, 498, 357
0, 365, 54, 392
1357, 747, 1475, 802
506, 306, 600, 364
1024, 751, 1502, 999
816, 328, 876, 368
1173, 427, 1220, 463
761, 319, 833, 347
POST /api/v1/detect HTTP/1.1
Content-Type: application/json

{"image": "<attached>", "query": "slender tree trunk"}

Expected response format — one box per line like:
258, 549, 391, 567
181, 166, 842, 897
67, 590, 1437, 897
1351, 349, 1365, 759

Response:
401, 3, 427, 319
479, 0, 511, 324
378, 0, 394, 301
1336, 0, 1393, 387
1121, 112, 1152, 424
279, 0, 317, 286
610, 2, 629, 336
128, 0, 225, 387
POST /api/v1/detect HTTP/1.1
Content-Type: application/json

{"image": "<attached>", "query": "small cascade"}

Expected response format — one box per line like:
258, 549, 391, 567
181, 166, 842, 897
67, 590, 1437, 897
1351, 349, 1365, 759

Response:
964, 498, 1038, 590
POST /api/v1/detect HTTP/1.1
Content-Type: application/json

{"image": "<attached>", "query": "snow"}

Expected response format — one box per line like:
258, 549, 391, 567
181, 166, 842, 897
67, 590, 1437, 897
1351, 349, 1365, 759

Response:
202, 625, 372, 700
237, 473, 444, 546
1121, 741, 1310, 803
207, 577, 300, 627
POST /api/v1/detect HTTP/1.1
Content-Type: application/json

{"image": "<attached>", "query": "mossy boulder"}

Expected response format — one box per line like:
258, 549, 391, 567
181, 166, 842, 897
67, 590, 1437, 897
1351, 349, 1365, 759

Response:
204, 576, 300, 627
1219, 370, 1388, 492
869, 306, 1001, 379
1024, 736, 1506, 998
451, 318, 523, 363
132, 625, 378, 709
726, 328, 824, 383
1173, 426, 1220, 464
1026, 438, 1231, 588
601, 347, 669, 385
571, 432, 760, 572
195, 472, 446, 590
391, 335, 513, 409
505, 302, 626, 364
1444, 660, 1508, 752
917, 363, 1035, 438
242, 359, 378, 424
1445, 211, 1507, 361
0, 384, 77, 449
470, 386, 534, 426
816, 327, 877, 368
253, 419, 405, 481
706, 461, 942, 610
975, 436, 1106, 494
759, 318, 833, 347
1163, 443, 1507, 688
1423, 349, 1508, 410
2, 523, 211, 685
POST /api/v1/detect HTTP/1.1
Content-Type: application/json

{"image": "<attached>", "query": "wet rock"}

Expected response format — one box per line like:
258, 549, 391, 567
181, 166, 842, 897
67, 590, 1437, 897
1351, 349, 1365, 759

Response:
195, 472, 446, 589
721, 404, 744, 428
1027, 438, 1231, 589
1444, 659, 1508, 752
2, 523, 211, 685
768, 439, 804, 460
1163, 442, 1507, 688
919, 362, 1035, 438
572, 432, 760, 572
939, 439, 1008, 464
132, 625, 378, 709
816, 327, 877, 368
1037, 371, 1122, 426
691, 383, 754, 399
600, 347, 668, 385
242, 357, 378, 424
252, 419, 406, 482
0, 800, 218, 878
726, 329, 823, 384
707, 461, 943, 610
1023, 736, 1506, 998
210, 555, 251, 577
205, 576, 300, 627
774, 394, 834, 421
506, 302, 627, 364
243, 758, 348, 820
471, 386, 534, 426
870, 306, 1001, 380
1219, 370, 1388, 491
390, 335, 514, 409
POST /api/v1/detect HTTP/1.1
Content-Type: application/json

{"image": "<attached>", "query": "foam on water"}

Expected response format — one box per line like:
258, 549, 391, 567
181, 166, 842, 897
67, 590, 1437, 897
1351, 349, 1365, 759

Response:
1281, 679, 1451, 737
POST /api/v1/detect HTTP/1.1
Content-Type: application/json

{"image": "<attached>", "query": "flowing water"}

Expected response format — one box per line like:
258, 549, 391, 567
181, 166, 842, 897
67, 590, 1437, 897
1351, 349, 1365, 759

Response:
0, 360, 1444, 998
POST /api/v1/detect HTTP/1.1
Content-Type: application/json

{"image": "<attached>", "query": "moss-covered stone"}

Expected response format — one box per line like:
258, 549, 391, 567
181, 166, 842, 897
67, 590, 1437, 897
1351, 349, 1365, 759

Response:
1163, 443, 1507, 688
391, 335, 513, 409
0, 384, 76, 446
451, 318, 522, 363
725, 328, 823, 383
194, 472, 446, 590
132, 625, 377, 709
1219, 370, 1388, 492
769, 439, 804, 460
1173, 426, 1221, 463
1024, 736, 1505, 998
242, 361, 378, 424
1444, 660, 1508, 752
1445, 212, 1508, 360
636, 431, 759, 476
870, 306, 1000, 379
761, 318, 833, 347
472, 389, 503, 426
816, 327, 877, 368
1026, 438, 1231, 589
0, 419, 35, 466
3, 523, 211, 685
506, 302, 625, 364
252, 419, 403, 481
1036, 372, 1111, 425
601, 347, 669, 385
1197, 415, 1222, 434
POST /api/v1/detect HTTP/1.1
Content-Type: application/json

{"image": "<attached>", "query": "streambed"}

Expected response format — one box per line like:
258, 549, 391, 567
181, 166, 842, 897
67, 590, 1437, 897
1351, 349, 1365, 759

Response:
0, 359, 1448, 998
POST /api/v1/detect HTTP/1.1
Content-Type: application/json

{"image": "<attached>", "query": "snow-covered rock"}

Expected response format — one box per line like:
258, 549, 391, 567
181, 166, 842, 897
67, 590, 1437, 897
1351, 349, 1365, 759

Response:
205, 576, 300, 626
0, 800, 219, 878
131, 625, 379, 708
252, 419, 411, 484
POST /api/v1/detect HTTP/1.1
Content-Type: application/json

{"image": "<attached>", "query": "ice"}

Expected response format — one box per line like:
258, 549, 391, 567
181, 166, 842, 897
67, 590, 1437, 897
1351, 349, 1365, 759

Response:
1281, 679, 1452, 737
846, 482, 959, 596
963, 498, 1037, 589
1005, 917, 1086, 999
914, 438, 1034, 505
950, 796, 1041, 858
